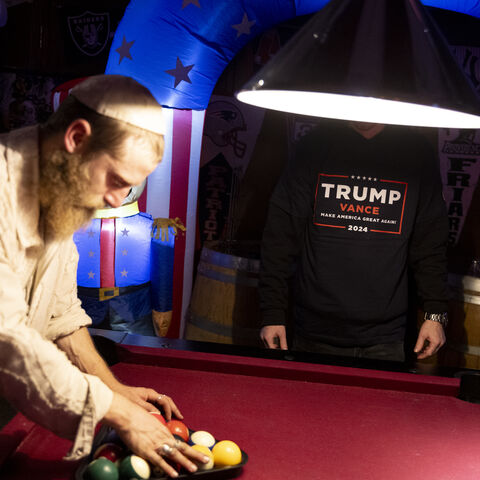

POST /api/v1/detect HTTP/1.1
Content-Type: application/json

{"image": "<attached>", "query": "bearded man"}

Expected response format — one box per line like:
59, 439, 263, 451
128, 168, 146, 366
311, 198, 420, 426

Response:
0, 75, 208, 477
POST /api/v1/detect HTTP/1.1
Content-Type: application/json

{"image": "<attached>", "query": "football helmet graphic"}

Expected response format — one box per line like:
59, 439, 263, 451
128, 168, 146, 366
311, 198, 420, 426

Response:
204, 100, 247, 158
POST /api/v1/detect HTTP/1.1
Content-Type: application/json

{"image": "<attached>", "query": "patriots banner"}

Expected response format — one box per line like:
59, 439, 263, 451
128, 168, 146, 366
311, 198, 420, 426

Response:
198, 95, 265, 243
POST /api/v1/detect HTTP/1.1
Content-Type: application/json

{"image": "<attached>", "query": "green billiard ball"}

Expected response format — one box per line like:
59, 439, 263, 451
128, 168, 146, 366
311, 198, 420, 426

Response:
119, 455, 151, 479
85, 457, 119, 480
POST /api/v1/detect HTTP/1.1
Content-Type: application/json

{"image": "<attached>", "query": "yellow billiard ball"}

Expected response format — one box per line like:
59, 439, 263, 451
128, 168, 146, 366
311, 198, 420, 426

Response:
212, 440, 242, 466
191, 444, 214, 470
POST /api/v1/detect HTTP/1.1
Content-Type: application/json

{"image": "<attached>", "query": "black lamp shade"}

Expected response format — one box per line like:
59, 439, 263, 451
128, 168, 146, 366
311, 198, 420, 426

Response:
236, 0, 480, 128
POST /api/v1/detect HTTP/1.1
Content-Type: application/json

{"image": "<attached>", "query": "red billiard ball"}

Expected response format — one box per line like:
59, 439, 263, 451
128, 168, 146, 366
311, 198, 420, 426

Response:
93, 442, 124, 464
149, 411, 167, 425
166, 419, 189, 442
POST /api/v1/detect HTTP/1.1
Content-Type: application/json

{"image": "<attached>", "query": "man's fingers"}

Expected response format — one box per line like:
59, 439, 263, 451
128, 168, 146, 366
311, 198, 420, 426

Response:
147, 449, 181, 478
167, 398, 184, 420
149, 440, 210, 477
417, 337, 442, 359
260, 333, 274, 349
414, 335, 426, 354
152, 394, 184, 420
140, 399, 160, 413
170, 445, 201, 473
279, 335, 288, 350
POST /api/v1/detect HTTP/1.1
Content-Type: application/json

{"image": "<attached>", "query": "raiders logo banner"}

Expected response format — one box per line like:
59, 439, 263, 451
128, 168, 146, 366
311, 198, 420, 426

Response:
67, 11, 110, 57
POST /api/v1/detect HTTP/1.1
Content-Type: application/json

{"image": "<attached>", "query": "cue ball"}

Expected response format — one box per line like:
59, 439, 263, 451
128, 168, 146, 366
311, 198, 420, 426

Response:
85, 457, 119, 480
189, 430, 216, 448
212, 440, 242, 466
191, 444, 214, 470
119, 454, 151, 480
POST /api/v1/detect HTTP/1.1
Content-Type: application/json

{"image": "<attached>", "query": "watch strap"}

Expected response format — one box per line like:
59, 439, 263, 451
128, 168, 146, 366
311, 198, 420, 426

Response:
424, 312, 448, 327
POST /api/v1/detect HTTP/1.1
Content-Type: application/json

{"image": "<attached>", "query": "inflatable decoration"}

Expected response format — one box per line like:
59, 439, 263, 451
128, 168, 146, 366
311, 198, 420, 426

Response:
73, 181, 181, 336
104, 0, 480, 337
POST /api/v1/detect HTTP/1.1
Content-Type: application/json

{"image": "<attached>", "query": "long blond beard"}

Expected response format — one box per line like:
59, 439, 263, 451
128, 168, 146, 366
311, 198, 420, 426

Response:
39, 150, 103, 239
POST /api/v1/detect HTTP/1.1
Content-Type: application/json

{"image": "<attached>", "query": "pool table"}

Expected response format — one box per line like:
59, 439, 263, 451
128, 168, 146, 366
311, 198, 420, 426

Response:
1, 337, 480, 480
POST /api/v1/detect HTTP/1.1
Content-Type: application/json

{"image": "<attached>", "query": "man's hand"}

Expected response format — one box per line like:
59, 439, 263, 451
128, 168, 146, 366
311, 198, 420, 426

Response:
414, 320, 446, 359
55, 327, 184, 419
260, 325, 288, 350
114, 384, 183, 421
103, 393, 209, 478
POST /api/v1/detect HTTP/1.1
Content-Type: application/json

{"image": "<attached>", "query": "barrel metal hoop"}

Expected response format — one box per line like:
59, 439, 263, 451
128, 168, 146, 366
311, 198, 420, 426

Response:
197, 261, 259, 287
201, 246, 260, 273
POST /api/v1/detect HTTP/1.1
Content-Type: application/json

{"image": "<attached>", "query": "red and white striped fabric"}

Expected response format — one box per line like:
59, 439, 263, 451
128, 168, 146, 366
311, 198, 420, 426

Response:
51, 78, 205, 338
145, 108, 205, 338
51, 77, 87, 112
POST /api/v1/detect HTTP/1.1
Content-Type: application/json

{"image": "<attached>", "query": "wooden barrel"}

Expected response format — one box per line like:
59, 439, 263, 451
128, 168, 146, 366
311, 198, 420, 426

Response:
185, 242, 263, 347
438, 274, 480, 369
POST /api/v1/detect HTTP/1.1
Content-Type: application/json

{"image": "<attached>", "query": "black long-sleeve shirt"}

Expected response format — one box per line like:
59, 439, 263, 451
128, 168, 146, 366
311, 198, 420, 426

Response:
259, 122, 448, 347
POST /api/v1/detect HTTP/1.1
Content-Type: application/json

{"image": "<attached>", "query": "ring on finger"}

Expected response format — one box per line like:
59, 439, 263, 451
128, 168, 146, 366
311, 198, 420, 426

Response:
157, 394, 164, 401
174, 439, 183, 449
159, 443, 174, 456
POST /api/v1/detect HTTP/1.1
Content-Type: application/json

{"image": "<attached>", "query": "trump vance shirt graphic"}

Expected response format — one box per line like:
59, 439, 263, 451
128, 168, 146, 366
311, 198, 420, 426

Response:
314, 174, 408, 234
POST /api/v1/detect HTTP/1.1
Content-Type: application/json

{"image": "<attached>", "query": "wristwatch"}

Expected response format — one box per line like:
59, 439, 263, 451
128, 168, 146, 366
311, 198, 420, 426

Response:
424, 312, 448, 328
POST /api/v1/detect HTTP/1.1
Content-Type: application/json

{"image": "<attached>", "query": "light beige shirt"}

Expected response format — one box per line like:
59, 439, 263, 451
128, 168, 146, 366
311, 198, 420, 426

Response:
0, 126, 113, 460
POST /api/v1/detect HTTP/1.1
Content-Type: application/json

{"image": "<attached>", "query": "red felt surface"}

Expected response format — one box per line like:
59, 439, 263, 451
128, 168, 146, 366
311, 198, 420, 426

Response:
110, 361, 480, 480
0, 414, 80, 479
1, 347, 480, 480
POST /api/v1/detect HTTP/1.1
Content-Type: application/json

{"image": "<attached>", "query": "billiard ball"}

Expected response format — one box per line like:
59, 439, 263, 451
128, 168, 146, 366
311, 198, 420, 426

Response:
189, 430, 215, 449
166, 419, 189, 442
118, 454, 151, 480
93, 443, 124, 465
85, 457, 119, 480
149, 411, 167, 425
102, 429, 123, 446
191, 444, 214, 470
212, 440, 242, 466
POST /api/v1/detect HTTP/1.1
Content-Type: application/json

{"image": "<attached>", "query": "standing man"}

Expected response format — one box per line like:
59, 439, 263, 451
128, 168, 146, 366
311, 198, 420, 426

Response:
0, 75, 208, 477
259, 120, 448, 362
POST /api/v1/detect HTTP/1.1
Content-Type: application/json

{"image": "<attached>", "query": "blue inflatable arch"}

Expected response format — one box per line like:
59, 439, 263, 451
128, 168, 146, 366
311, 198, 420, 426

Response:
104, 0, 480, 338
106, 0, 480, 110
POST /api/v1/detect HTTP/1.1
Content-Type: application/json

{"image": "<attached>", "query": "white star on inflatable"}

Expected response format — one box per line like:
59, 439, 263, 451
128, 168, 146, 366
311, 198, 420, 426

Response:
182, 0, 200, 9
121, 269, 128, 277
88, 271, 95, 279
232, 13, 256, 38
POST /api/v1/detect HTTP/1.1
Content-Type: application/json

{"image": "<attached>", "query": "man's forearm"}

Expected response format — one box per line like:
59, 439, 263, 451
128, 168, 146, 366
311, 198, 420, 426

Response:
55, 326, 122, 391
